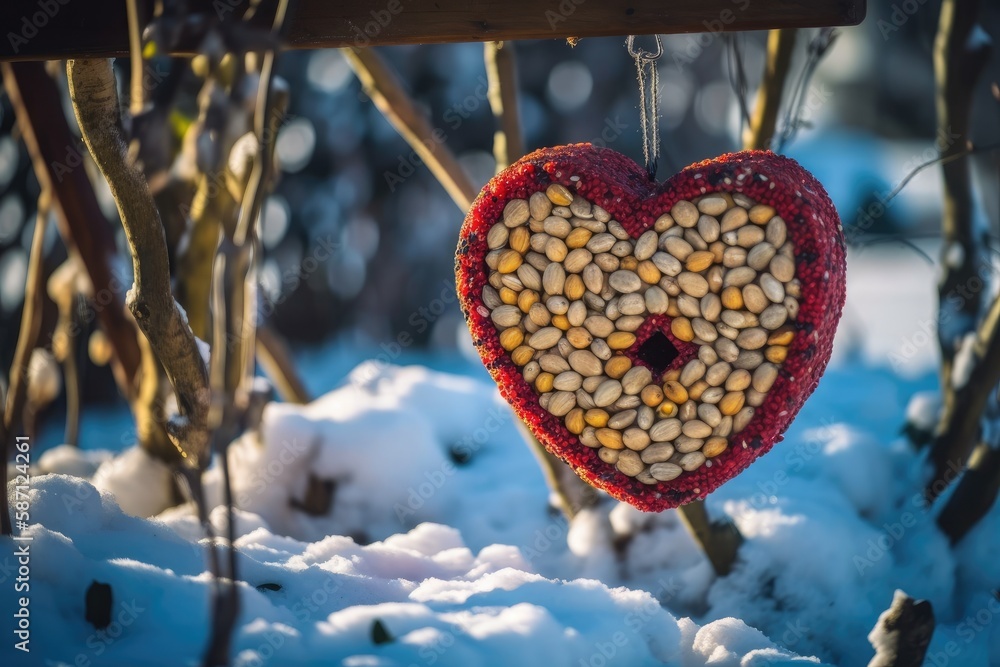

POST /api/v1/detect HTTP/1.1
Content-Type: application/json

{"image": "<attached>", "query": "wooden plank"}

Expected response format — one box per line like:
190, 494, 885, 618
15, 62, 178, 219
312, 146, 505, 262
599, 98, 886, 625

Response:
1, 0, 864, 61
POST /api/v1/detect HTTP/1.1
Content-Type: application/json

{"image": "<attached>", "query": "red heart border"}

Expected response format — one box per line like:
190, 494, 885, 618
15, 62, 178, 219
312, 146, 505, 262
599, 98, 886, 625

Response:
456, 144, 846, 511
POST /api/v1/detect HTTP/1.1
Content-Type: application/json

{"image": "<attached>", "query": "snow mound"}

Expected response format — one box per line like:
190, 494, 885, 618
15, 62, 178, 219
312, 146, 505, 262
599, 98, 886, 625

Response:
0, 474, 819, 666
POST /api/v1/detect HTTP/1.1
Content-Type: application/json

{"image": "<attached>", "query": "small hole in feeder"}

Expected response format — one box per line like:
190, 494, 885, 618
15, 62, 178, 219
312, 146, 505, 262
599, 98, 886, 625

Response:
635, 331, 679, 378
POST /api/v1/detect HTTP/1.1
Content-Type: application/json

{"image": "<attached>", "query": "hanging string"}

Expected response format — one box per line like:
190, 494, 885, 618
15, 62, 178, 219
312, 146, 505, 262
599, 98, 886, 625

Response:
627, 34, 662, 181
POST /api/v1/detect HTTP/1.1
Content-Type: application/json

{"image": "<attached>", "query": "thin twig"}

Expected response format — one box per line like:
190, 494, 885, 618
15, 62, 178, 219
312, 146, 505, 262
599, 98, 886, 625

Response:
743, 29, 797, 152
677, 500, 743, 576
926, 290, 1000, 502
926, 0, 991, 494
1, 194, 50, 535
484, 42, 524, 172
774, 28, 837, 153
1, 62, 141, 392
937, 440, 1000, 543
723, 35, 751, 131
67, 58, 210, 464
344, 47, 477, 211
125, 0, 146, 116
255, 325, 310, 404
516, 421, 598, 519
62, 295, 83, 447
933, 0, 990, 393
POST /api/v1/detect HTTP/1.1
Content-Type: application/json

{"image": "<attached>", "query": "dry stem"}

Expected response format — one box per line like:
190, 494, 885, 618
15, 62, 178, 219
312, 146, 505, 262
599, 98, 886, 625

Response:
926, 0, 991, 493
67, 58, 210, 465
344, 47, 477, 211
1, 195, 50, 535
484, 42, 524, 171
677, 500, 743, 576
743, 29, 797, 151
1, 61, 141, 391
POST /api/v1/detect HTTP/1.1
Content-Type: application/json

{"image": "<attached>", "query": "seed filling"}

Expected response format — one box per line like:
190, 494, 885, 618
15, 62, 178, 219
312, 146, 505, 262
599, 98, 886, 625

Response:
484, 185, 799, 483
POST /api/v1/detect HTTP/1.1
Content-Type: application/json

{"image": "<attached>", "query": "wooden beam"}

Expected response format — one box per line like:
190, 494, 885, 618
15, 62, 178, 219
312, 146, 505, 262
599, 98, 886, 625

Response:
1, 0, 865, 61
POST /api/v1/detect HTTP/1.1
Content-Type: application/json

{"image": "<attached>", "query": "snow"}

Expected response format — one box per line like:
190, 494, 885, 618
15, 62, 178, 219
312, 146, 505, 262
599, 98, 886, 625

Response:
951, 332, 977, 389
6, 246, 1000, 666
905, 391, 941, 432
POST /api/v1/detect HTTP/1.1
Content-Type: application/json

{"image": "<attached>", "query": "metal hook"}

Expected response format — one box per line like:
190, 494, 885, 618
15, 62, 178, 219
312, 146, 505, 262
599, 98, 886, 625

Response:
627, 34, 662, 61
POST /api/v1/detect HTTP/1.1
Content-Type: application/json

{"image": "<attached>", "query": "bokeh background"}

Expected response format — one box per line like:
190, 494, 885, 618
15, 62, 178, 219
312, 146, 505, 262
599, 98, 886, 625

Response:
0, 0, 998, 450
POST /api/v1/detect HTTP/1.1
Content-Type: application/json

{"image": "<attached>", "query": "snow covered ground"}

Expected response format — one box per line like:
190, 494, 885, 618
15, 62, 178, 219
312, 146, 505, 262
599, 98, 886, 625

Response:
4, 244, 1000, 667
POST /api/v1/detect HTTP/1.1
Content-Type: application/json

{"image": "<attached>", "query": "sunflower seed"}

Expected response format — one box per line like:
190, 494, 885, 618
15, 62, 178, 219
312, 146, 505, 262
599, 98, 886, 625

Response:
539, 354, 571, 374
700, 293, 722, 321
680, 451, 706, 471
547, 391, 576, 416
491, 305, 521, 327
747, 242, 776, 271
637, 405, 655, 429
650, 462, 683, 481
616, 449, 644, 476
723, 266, 757, 288
720, 206, 749, 233
748, 204, 775, 224
713, 416, 733, 437
503, 199, 530, 227
597, 428, 624, 449
770, 254, 795, 282
546, 295, 569, 315
671, 200, 699, 227
594, 379, 623, 407
546, 184, 573, 206
733, 223, 764, 248
591, 338, 613, 360
698, 402, 723, 427
759, 273, 785, 303
598, 447, 620, 463
642, 286, 668, 314
692, 318, 718, 342
609, 270, 642, 293
570, 197, 593, 219
564, 248, 592, 274
631, 230, 656, 261
759, 304, 788, 330
615, 316, 643, 335
752, 363, 778, 392
766, 216, 787, 246
663, 237, 694, 261
623, 428, 651, 451
697, 215, 721, 243
641, 442, 676, 464
733, 406, 755, 431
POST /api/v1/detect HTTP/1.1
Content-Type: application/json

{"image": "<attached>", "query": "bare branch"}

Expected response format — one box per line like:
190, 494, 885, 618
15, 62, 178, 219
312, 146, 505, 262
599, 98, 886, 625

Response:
484, 41, 524, 172
517, 421, 599, 519
934, 0, 990, 385
1, 61, 141, 391
926, 0, 992, 494
256, 325, 310, 404
125, 0, 146, 116
927, 290, 1000, 499
67, 58, 210, 464
938, 441, 1000, 543
743, 29, 797, 151
1, 194, 51, 535
344, 47, 478, 211
677, 500, 743, 576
